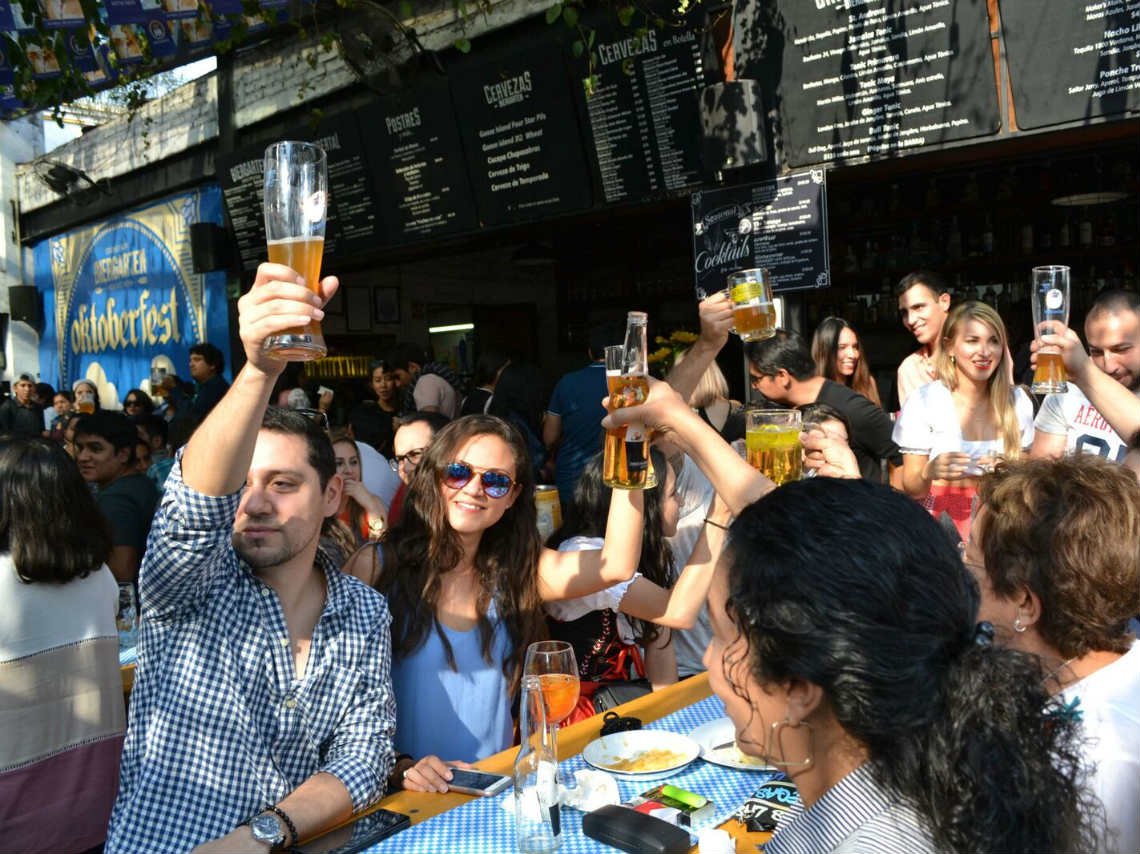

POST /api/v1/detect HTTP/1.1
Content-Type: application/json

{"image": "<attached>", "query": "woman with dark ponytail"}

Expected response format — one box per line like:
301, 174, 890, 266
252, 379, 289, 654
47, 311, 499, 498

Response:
705, 476, 1101, 853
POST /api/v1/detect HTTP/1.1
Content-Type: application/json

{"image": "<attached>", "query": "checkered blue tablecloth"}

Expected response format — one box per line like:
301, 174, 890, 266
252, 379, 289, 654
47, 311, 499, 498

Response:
369, 694, 777, 854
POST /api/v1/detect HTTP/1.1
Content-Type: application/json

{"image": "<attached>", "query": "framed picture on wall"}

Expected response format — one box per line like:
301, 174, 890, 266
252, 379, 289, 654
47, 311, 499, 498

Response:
374, 287, 400, 324
346, 287, 372, 332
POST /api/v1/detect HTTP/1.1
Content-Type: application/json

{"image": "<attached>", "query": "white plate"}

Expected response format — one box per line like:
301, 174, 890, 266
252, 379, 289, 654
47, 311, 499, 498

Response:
581, 730, 699, 780
690, 716, 776, 772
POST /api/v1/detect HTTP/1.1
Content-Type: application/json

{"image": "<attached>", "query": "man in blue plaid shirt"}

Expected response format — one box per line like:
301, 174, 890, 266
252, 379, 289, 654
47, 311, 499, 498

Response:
106, 264, 396, 853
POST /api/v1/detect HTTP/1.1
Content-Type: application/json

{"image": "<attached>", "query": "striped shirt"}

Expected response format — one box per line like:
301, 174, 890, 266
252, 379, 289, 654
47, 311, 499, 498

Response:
765, 763, 941, 854
106, 460, 397, 853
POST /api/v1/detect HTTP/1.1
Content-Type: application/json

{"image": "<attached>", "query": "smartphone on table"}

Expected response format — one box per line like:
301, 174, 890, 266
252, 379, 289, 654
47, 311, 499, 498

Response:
445, 767, 512, 796
296, 808, 410, 854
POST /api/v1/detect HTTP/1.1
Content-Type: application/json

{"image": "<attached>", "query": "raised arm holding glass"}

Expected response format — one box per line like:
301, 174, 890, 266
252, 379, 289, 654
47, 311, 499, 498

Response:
105, 259, 398, 854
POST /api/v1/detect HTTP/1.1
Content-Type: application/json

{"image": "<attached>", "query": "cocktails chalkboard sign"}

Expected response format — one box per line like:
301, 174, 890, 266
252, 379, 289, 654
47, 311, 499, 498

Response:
690, 170, 830, 296
1001, 0, 1140, 129
774, 0, 1000, 166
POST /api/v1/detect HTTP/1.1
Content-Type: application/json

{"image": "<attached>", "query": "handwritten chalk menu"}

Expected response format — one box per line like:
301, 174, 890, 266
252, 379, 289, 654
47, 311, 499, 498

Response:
776, 0, 999, 166
217, 147, 265, 271
306, 115, 383, 257
690, 171, 830, 296
362, 80, 479, 241
1001, 0, 1140, 129
575, 18, 707, 203
450, 45, 593, 225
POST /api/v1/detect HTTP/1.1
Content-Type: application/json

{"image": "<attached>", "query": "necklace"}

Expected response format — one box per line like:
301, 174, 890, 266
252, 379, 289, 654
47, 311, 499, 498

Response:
1042, 656, 1079, 691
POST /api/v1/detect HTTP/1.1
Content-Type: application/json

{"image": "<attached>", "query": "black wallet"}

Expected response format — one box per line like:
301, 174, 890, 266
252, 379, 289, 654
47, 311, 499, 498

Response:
582, 804, 692, 854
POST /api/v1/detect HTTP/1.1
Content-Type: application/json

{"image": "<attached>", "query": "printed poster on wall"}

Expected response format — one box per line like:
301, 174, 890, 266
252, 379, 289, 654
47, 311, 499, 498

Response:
33, 186, 231, 408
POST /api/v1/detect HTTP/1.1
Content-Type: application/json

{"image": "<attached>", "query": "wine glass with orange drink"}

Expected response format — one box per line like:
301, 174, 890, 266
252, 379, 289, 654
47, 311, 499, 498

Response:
524, 640, 579, 786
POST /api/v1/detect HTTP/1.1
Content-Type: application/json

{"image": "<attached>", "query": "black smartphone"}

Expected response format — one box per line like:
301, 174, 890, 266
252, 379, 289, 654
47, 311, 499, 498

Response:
296, 808, 410, 854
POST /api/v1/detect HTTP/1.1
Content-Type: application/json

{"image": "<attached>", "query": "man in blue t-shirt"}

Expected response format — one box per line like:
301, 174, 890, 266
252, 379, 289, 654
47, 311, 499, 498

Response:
544, 323, 620, 507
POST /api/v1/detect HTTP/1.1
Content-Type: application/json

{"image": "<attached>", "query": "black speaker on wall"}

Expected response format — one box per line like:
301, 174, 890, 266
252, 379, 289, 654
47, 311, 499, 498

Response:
8, 286, 42, 329
190, 222, 231, 273
700, 80, 769, 176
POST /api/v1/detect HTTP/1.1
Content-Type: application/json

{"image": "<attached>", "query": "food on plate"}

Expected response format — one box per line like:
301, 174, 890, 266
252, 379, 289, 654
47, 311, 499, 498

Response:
713, 742, 770, 767
599, 749, 689, 773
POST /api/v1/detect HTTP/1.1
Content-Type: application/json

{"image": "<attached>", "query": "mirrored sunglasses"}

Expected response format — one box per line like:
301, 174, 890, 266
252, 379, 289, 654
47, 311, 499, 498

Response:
443, 461, 514, 499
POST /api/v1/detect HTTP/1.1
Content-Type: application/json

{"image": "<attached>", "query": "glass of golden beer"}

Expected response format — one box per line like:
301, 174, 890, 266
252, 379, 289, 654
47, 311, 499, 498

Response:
1030, 265, 1070, 394
728, 268, 777, 342
603, 313, 652, 490
263, 141, 328, 361
746, 409, 802, 486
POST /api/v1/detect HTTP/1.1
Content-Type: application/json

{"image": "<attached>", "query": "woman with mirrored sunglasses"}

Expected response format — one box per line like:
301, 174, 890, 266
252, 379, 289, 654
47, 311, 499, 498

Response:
343, 413, 645, 795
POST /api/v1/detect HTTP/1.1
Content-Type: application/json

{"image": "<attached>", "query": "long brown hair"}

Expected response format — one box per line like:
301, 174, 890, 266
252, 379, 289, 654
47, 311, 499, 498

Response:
936, 301, 1023, 460
811, 316, 881, 406
374, 414, 547, 693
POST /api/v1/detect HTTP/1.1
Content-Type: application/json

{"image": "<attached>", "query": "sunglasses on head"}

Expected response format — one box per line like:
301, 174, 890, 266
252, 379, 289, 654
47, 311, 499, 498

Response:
296, 408, 330, 429
443, 461, 515, 499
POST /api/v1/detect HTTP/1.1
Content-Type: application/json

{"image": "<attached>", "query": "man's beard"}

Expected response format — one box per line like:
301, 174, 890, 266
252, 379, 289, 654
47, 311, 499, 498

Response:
232, 525, 317, 571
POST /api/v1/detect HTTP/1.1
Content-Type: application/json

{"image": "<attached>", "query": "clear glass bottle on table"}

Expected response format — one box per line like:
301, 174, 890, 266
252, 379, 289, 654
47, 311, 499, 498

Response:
515, 675, 561, 853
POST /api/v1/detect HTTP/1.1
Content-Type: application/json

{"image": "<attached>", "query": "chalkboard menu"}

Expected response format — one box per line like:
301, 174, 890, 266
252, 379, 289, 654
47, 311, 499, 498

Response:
1002, 0, 1140, 129
575, 16, 707, 203
450, 45, 593, 225
217, 147, 265, 271
306, 114, 384, 257
361, 79, 479, 241
690, 170, 830, 296
776, 0, 1000, 166
218, 116, 384, 270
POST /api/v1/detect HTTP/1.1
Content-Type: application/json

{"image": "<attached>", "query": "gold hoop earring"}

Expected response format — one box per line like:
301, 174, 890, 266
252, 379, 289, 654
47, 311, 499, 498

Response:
766, 718, 814, 769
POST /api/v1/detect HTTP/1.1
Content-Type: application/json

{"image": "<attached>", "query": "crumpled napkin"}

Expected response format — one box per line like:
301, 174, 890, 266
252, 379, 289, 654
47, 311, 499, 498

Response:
500, 767, 621, 818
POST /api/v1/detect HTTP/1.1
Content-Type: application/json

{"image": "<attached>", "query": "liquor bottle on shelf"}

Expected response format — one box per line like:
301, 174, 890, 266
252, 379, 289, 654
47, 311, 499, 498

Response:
1039, 217, 1054, 252
1099, 212, 1117, 248
1079, 208, 1094, 248
947, 216, 963, 262
1020, 219, 1034, 255
1058, 213, 1072, 249
982, 215, 995, 255
962, 171, 981, 205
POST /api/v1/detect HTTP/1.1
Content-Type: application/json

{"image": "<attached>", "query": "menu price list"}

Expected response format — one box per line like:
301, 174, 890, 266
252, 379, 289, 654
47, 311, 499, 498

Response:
578, 20, 707, 203
1001, 0, 1140, 129
306, 115, 383, 257
450, 46, 593, 225
217, 148, 266, 272
690, 171, 830, 297
364, 80, 479, 241
777, 0, 999, 166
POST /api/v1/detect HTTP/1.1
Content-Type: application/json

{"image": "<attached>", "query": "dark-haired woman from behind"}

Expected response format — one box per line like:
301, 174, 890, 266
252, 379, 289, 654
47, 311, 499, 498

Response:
0, 437, 125, 853
707, 476, 1100, 854
546, 450, 730, 717
811, 316, 882, 407
488, 362, 549, 477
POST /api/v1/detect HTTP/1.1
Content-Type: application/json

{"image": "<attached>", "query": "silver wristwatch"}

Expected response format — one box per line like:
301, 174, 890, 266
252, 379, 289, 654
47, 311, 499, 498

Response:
248, 811, 287, 850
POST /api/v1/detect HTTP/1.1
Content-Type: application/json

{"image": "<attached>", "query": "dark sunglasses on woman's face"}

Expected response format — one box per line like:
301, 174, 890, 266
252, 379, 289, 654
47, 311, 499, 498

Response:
443, 461, 514, 499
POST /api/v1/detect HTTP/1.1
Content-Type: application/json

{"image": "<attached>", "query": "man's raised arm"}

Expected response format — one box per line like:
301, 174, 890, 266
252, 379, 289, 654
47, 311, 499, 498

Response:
182, 264, 334, 496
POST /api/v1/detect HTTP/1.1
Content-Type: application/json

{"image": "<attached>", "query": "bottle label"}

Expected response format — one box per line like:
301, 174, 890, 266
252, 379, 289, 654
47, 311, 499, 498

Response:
626, 421, 646, 444
1045, 288, 1064, 310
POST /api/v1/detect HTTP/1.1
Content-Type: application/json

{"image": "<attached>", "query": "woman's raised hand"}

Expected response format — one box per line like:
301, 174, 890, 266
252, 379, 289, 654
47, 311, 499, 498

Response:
923, 452, 973, 482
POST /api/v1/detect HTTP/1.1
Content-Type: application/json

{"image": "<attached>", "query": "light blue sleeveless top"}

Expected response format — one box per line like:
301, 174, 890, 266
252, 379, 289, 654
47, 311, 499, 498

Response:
392, 601, 514, 762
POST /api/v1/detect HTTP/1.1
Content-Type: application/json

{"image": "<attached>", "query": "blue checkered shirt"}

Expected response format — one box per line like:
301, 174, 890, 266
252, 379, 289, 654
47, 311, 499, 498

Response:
106, 461, 396, 853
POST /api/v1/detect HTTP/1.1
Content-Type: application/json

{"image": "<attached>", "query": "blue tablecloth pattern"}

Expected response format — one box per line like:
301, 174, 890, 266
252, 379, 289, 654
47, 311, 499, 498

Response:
370, 694, 777, 853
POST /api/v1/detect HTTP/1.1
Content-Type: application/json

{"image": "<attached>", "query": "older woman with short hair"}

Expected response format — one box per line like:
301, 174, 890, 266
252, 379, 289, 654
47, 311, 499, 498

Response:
966, 455, 1140, 854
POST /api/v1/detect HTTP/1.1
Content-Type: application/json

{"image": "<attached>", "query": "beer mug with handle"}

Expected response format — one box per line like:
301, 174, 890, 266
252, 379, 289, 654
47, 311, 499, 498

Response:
263, 141, 328, 361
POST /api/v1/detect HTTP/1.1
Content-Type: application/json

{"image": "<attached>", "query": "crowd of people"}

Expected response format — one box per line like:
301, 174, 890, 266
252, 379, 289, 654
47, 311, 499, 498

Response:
0, 259, 1136, 854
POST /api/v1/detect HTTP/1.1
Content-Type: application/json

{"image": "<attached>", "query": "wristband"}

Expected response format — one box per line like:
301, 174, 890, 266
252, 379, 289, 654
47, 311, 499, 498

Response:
265, 804, 298, 849
704, 517, 730, 531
